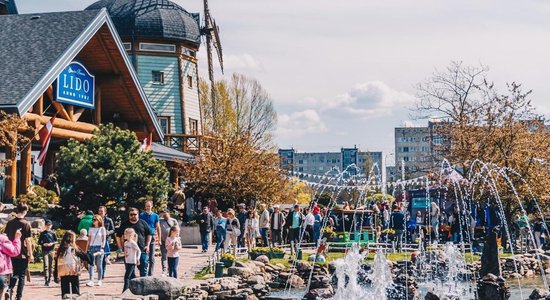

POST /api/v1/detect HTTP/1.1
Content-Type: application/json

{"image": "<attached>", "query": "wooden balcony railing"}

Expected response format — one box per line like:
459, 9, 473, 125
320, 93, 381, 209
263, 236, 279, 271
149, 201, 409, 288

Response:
164, 133, 221, 155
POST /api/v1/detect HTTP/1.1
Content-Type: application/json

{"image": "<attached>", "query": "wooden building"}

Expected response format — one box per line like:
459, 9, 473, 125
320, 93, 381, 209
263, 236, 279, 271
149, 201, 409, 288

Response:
0, 9, 172, 199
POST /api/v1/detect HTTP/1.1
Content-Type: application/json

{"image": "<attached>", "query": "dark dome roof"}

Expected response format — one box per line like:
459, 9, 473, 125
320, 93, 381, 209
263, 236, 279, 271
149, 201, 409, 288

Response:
86, 0, 201, 46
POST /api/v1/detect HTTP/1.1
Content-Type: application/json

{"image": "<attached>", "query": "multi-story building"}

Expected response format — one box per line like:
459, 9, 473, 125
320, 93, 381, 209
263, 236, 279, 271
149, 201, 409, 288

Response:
85, 0, 204, 153
395, 125, 433, 179
278, 147, 383, 179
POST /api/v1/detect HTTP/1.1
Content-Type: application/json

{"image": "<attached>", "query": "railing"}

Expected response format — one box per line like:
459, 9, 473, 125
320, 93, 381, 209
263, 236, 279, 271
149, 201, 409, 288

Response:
164, 133, 222, 155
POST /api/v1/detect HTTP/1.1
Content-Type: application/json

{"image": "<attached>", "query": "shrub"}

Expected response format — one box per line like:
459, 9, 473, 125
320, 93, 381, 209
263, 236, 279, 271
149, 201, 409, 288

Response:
221, 253, 236, 261
16, 185, 58, 215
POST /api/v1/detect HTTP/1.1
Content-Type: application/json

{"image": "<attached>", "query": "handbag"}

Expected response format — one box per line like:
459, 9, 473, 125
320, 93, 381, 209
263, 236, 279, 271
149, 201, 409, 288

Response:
57, 248, 81, 277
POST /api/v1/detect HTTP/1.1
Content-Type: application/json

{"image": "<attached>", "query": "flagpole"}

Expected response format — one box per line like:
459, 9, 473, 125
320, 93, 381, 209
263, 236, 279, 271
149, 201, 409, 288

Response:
17, 106, 57, 153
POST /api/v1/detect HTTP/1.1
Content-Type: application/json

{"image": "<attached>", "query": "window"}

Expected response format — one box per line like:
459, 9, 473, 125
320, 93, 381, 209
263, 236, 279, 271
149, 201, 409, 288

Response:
123, 42, 131, 51
139, 42, 176, 53
298, 167, 304, 172
403, 157, 410, 162
152, 71, 164, 84
187, 75, 193, 88
158, 117, 170, 134
189, 118, 198, 135
403, 147, 409, 152
433, 136, 443, 145
181, 48, 196, 57
332, 159, 337, 163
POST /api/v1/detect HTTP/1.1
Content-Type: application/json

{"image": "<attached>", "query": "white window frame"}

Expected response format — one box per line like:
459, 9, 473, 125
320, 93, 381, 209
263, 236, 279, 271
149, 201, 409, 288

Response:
139, 42, 176, 53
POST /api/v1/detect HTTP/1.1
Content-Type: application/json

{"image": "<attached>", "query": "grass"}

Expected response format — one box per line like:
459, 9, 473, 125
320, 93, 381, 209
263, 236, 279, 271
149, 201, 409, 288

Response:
193, 265, 212, 279
29, 262, 44, 273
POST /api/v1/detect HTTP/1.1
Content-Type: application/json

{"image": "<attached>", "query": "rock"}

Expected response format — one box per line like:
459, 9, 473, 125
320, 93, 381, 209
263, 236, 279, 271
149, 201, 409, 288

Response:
529, 288, 549, 299
526, 269, 535, 278
255, 255, 269, 264
289, 274, 304, 288
424, 291, 440, 300
304, 287, 334, 299
295, 260, 312, 272
251, 260, 265, 268
481, 273, 498, 282
227, 266, 254, 278
247, 275, 265, 285
129, 276, 183, 300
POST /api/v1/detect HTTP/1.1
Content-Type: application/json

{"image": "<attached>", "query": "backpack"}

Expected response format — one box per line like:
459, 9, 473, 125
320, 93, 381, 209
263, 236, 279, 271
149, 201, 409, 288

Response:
57, 248, 81, 277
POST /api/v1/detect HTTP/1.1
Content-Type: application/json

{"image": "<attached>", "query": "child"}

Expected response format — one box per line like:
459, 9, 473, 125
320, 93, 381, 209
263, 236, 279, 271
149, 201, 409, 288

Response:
38, 219, 57, 286
123, 228, 140, 292
165, 226, 182, 278
53, 231, 89, 299
0, 229, 21, 299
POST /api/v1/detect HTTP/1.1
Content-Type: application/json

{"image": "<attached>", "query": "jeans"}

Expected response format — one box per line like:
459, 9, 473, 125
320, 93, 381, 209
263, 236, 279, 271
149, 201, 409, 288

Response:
313, 228, 321, 245
260, 228, 269, 246
431, 220, 439, 241
123, 263, 136, 292
138, 252, 149, 277
271, 229, 282, 246
43, 251, 54, 282
215, 228, 225, 252
87, 245, 104, 281
167, 257, 179, 278
60, 275, 79, 298
289, 228, 300, 254
9, 258, 28, 300
535, 231, 543, 249
201, 232, 210, 251
394, 229, 404, 251
160, 241, 167, 273
147, 239, 155, 276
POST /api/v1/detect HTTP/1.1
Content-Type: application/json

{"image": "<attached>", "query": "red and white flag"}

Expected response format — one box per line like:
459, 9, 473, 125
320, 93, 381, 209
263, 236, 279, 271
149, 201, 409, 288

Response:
139, 132, 152, 152
37, 115, 56, 166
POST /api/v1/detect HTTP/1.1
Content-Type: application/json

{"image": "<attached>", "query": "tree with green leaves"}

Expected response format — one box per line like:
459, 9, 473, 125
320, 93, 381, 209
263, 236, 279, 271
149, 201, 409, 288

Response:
57, 124, 171, 212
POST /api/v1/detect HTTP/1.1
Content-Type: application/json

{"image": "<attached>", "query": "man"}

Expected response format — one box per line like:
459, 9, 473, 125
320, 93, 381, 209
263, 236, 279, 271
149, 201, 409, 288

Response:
116, 207, 152, 277
77, 210, 94, 234
38, 219, 56, 286
197, 206, 214, 252
303, 207, 315, 243
285, 204, 303, 255
270, 205, 285, 246
259, 204, 270, 247
98, 206, 115, 280
140, 200, 161, 276
6, 204, 32, 300
390, 204, 406, 252
159, 210, 178, 274
236, 204, 247, 248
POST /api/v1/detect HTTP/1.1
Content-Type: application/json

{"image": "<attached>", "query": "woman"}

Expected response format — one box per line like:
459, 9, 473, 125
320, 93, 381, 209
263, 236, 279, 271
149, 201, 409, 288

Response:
312, 206, 322, 245
214, 210, 227, 253
244, 210, 259, 251
0, 230, 21, 298
224, 209, 240, 254
54, 231, 89, 298
86, 215, 106, 287
430, 202, 440, 242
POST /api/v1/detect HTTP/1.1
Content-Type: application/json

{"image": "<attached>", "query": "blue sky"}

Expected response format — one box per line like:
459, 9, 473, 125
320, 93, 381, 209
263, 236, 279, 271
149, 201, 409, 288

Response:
17, 0, 550, 163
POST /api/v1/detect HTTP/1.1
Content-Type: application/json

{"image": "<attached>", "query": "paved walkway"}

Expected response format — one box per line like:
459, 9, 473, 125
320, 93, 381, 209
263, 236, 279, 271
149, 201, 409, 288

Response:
23, 246, 212, 300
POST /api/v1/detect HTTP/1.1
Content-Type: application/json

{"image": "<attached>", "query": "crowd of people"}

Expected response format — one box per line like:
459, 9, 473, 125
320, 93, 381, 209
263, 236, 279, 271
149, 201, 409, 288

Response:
0, 200, 182, 299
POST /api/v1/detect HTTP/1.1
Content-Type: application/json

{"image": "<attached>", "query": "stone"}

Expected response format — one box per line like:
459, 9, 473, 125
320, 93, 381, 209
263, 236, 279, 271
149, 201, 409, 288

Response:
424, 291, 440, 300
129, 276, 183, 300
529, 288, 549, 299
526, 269, 535, 278
255, 255, 270, 264
304, 287, 334, 299
247, 275, 265, 285
289, 274, 304, 288
227, 266, 254, 278
294, 260, 312, 272
251, 260, 265, 268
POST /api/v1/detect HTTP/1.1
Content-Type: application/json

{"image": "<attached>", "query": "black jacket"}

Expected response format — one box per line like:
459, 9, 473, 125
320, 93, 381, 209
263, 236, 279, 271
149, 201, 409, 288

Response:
390, 211, 406, 231
196, 212, 214, 233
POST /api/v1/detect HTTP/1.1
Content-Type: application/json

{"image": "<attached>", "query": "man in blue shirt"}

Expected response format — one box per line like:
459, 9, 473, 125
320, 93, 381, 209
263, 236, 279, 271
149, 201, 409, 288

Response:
140, 200, 161, 276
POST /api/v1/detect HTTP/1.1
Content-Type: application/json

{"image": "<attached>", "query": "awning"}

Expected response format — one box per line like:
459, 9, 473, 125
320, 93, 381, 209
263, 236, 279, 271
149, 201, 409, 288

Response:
151, 143, 194, 162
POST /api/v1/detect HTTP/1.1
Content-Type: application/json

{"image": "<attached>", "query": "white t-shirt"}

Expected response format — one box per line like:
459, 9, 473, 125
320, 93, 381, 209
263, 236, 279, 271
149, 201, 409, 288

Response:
305, 213, 315, 226
88, 227, 106, 246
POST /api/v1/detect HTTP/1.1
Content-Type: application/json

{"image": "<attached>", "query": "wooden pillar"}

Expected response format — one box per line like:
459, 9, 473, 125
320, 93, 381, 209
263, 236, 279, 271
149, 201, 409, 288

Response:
19, 141, 32, 193
4, 139, 17, 200
95, 87, 101, 125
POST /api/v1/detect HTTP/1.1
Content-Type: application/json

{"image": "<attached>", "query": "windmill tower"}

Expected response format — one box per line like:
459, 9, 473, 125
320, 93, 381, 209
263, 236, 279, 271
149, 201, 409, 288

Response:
201, 0, 223, 131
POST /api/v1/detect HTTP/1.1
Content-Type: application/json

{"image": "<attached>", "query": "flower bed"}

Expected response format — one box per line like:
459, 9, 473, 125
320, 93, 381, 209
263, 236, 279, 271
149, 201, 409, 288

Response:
249, 247, 285, 260
221, 253, 235, 267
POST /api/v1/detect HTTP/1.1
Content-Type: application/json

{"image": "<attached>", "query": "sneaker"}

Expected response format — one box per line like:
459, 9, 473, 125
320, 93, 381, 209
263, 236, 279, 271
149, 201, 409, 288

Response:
86, 281, 94, 287
97, 280, 102, 287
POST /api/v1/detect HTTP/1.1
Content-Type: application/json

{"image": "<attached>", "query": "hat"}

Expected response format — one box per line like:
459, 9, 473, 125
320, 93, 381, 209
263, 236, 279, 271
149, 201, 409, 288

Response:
238, 203, 246, 208
161, 209, 169, 214
273, 205, 280, 209
44, 219, 52, 225
313, 206, 320, 214
227, 208, 235, 215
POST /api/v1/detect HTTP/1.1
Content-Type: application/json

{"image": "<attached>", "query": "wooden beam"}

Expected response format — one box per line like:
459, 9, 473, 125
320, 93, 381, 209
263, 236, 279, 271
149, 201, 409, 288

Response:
24, 113, 98, 133
33, 95, 44, 115
67, 105, 74, 121
45, 86, 71, 121
51, 127, 93, 141
72, 107, 86, 122
95, 87, 101, 125
4, 139, 17, 199
20, 140, 32, 193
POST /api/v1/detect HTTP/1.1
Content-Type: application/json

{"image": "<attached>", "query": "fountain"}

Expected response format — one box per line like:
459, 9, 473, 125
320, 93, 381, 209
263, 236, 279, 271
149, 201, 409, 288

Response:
477, 228, 511, 300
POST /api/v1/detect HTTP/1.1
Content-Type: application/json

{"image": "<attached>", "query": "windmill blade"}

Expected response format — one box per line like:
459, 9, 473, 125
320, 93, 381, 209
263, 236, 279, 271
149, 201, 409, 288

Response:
211, 18, 224, 74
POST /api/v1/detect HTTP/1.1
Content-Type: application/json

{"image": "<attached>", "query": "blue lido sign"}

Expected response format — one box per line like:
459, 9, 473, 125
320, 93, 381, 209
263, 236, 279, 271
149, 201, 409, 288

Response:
55, 60, 95, 109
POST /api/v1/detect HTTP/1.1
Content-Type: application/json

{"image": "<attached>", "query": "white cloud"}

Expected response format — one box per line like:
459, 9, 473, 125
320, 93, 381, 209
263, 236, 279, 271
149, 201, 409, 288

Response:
277, 109, 328, 138
224, 53, 263, 71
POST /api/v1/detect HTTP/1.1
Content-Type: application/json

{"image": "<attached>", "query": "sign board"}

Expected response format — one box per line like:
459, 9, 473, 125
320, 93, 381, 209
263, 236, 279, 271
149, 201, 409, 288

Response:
55, 60, 95, 109
411, 197, 430, 209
